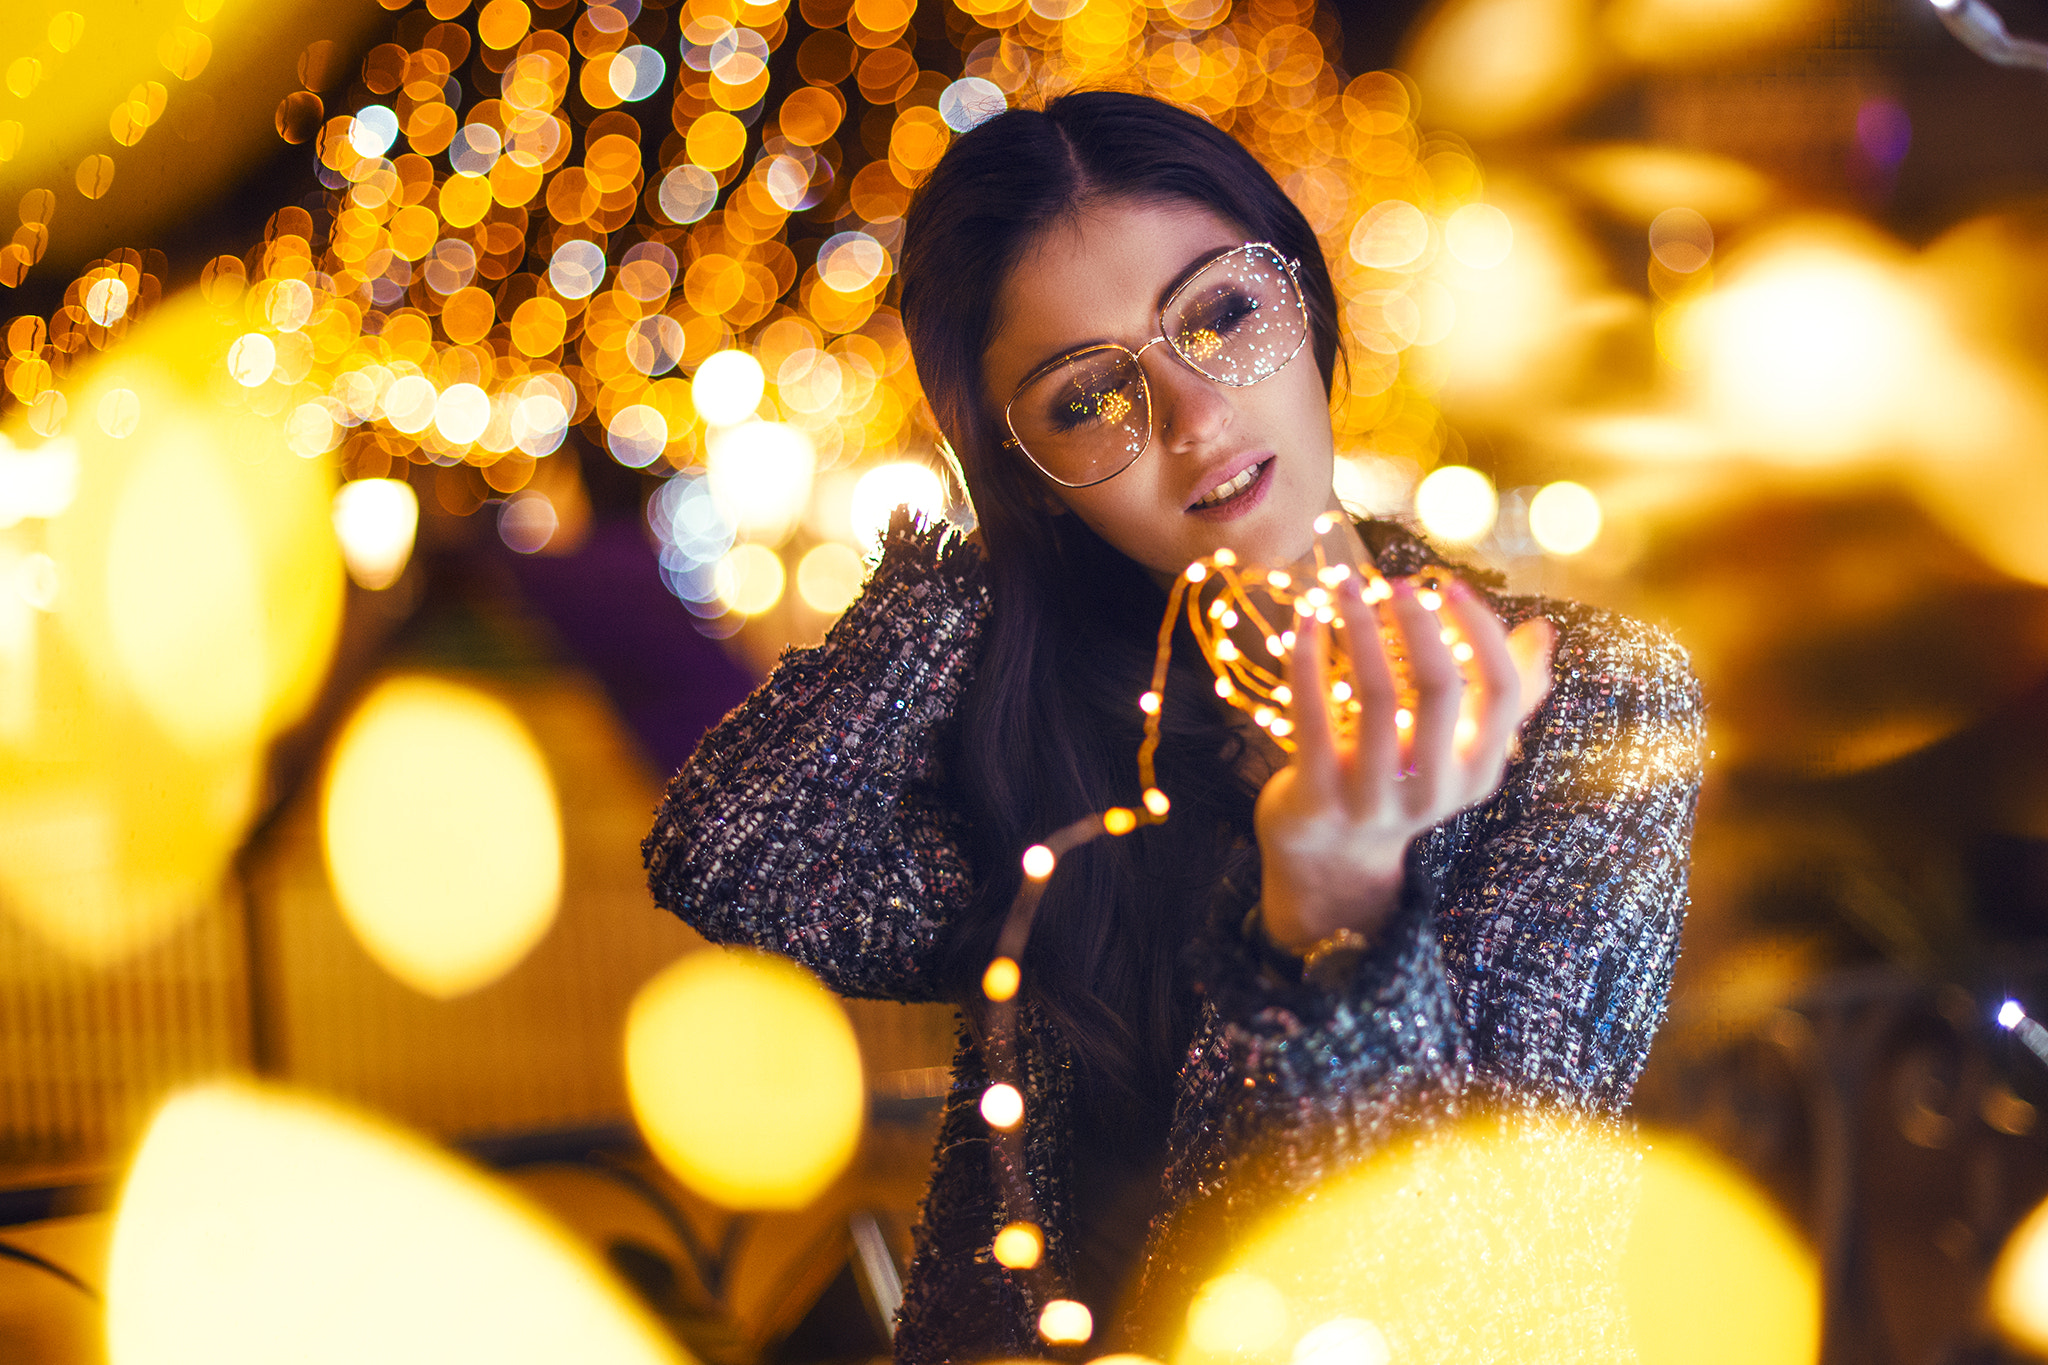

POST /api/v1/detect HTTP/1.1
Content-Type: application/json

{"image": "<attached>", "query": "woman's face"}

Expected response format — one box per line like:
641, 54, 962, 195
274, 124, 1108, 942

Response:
982, 197, 1337, 578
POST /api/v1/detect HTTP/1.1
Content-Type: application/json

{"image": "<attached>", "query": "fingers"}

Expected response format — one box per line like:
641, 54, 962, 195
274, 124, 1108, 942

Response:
1439, 579, 1523, 789
1336, 572, 1399, 813
1383, 577, 1462, 813
1285, 599, 1341, 800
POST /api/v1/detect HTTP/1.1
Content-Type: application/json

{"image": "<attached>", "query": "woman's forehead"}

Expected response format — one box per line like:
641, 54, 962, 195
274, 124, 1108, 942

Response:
985, 200, 1246, 387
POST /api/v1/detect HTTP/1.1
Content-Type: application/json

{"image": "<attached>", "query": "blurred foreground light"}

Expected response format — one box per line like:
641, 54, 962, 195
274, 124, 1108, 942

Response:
0, 435, 79, 527
1165, 1117, 1817, 1365
706, 420, 814, 540
692, 348, 766, 427
105, 1081, 685, 1365
321, 675, 563, 999
2002, 999, 2026, 1030
1187, 1273, 1290, 1353
331, 478, 419, 590
4, 295, 340, 965
1413, 465, 1498, 544
1445, 203, 1514, 269
625, 949, 864, 1209
1527, 481, 1602, 554
1291, 1318, 1392, 1365
1408, 0, 1595, 138
1560, 145, 1772, 225
1649, 207, 1714, 274
1681, 231, 1939, 461
1040, 1300, 1093, 1345
1996, 1188, 2048, 1355
849, 461, 946, 553
226, 332, 275, 387
714, 542, 786, 615
796, 541, 865, 614
499, 490, 559, 553
980, 1082, 1024, 1130
992, 1220, 1043, 1269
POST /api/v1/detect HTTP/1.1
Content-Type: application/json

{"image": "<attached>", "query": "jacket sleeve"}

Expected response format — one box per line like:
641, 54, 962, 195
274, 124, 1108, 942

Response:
641, 510, 992, 1002
1157, 587, 1704, 1225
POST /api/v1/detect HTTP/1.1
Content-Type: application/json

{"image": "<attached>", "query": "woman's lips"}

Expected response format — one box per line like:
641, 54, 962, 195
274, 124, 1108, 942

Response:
1187, 456, 1274, 522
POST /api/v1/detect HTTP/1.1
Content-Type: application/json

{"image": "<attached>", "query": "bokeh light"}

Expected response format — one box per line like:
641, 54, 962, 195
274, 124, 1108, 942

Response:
1163, 1116, 1818, 1365
706, 420, 814, 541
714, 541, 787, 615
1413, 464, 1499, 543
849, 460, 945, 551
624, 948, 865, 1209
796, 540, 866, 613
106, 1081, 686, 1365
320, 674, 564, 999
692, 348, 766, 428
1527, 480, 1602, 554
331, 477, 419, 591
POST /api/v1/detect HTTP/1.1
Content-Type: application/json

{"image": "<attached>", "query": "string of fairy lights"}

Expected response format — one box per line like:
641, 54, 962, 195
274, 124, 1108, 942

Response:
974, 513, 1438, 1344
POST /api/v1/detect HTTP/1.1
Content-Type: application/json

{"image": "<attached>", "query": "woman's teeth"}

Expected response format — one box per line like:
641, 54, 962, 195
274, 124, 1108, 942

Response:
1195, 461, 1263, 508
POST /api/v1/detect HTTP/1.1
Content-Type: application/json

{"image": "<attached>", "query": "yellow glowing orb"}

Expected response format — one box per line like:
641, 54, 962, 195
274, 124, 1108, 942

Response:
331, 478, 419, 590
992, 1220, 1043, 1269
624, 948, 865, 1209
1622, 1134, 1820, 1365
1040, 1299, 1094, 1345
1993, 1187, 2048, 1351
1187, 1273, 1290, 1353
713, 542, 787, 616
691, 348, 766, 427
320, 675, 564, 999
795, 540, 867, 614
848, 460, 947, 552
1528, 480, 1603, 555
1412, 465, 1498, 544
1166, 1116, 1818, 1365
980, 1082, 1024, 1130
1445, 203, 1514, 270
105, 1081, 686, 1365
0, 291, 341, 965
705, 419, 815, 541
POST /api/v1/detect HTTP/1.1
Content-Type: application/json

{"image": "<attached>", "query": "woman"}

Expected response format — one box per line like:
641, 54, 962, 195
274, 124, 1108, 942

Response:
644, 91, 1703, 1360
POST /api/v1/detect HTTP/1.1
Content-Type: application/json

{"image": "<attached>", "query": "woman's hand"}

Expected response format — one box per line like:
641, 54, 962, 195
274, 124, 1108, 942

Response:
1253, 569, 1556, 958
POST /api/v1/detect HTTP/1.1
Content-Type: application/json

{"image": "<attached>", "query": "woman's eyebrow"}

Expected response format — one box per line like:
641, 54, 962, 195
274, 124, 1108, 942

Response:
1156, 244, 1231, 312
1013, 244, 1240, 381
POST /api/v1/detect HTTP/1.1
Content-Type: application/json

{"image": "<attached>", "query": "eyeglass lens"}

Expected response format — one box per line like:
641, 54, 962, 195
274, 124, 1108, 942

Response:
1007, 245, 1306, 488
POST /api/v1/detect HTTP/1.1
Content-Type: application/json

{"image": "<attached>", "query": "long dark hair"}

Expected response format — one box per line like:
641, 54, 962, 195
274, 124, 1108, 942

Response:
898, 91, 1344, 1124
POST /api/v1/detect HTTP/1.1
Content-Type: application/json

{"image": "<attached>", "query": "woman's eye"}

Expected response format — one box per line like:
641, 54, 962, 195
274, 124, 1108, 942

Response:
1048, 382, 1133, 432
1175, 289, 1259, 358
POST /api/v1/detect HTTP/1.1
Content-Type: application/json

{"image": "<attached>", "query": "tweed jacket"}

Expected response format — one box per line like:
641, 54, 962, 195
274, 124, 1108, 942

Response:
643, 512, 1705, 1362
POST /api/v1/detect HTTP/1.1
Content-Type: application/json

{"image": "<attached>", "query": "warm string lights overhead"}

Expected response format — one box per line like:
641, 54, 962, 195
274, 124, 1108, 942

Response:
3, 0, 1504, 630
0, 0, 221, 292
973, 513, 1445, 1343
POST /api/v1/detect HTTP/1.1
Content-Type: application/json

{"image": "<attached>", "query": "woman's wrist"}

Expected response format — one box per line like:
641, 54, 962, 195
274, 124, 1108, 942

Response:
1242, 902, 1384, 990
1257, 865, 1407, 958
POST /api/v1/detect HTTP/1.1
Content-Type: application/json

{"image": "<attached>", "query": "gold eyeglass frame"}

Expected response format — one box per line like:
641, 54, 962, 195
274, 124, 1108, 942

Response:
998, 242, 1309, 489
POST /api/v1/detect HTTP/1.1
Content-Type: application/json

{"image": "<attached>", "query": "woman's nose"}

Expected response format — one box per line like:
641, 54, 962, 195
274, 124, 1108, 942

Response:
1146, 349, 1232, 452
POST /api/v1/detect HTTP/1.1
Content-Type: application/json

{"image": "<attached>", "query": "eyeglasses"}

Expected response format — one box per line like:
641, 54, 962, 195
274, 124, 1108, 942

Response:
1000, 242, 1309, 490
